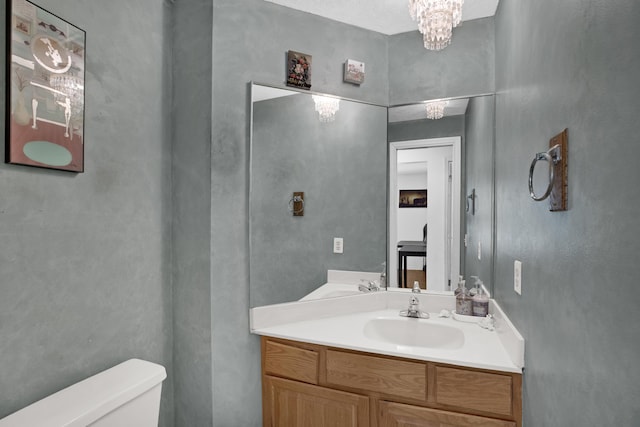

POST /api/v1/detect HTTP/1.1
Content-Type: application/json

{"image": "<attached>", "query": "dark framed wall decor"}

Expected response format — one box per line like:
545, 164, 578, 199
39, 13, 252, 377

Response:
286, 50, 311, 90
399, 189, 427, 208
6, 0, 86, 172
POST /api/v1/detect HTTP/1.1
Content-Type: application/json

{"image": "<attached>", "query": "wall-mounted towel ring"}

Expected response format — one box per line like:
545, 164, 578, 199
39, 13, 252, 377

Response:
529, 144, 562, 201
288, 192, 304, 216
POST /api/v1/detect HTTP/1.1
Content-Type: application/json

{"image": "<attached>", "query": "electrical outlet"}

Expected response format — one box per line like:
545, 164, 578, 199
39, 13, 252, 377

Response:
514, 260, 522, 295
333, 237, 343, 254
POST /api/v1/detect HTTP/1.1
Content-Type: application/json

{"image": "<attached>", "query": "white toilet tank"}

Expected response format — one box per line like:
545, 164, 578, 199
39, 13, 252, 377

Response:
0, 359, 167, 427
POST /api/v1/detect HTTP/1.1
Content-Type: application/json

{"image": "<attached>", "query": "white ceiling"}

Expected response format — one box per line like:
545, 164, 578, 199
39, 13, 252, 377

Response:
263, 0, 499, 35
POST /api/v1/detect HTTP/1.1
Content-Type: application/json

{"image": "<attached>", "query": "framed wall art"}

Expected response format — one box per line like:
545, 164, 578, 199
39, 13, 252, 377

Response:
399, 189, 427, 208
286, 50, 311, 90
344, 59, 365, 85
6, 0, 86, 172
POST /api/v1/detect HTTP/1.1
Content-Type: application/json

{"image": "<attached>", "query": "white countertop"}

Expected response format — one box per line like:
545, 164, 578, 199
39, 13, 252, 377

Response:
251, 288, 524, 374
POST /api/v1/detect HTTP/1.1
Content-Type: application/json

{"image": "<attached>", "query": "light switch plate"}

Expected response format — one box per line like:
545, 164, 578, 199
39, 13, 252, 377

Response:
514, 260, 522, 295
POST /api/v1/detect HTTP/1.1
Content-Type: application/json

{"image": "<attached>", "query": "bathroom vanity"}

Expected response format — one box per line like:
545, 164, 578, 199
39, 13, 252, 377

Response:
251, 290, 524, 427
261, 337, 521, 426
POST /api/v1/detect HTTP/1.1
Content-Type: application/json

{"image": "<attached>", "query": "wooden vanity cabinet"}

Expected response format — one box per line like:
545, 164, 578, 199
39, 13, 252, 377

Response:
265, 376, 370, 427
261, 337, 522, 427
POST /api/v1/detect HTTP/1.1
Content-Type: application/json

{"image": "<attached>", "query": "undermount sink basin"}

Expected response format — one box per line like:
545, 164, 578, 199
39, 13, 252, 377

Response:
363, 317, 465, 350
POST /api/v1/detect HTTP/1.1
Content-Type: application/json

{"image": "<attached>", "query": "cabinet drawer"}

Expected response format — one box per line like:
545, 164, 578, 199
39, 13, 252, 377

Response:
264, 339, 319, 384
432, 365, 513, 417
380, 401, 516, 427
326, 350, 426, 401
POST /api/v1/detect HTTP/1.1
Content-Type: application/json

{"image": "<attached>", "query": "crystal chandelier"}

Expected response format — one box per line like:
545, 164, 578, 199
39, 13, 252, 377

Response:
408, 0, 464, 51
312, 95, 340, 123
425, 100, 448, 119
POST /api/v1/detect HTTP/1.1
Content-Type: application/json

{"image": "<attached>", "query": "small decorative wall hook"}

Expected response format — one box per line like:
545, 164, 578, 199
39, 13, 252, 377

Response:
288, 192, 305, 216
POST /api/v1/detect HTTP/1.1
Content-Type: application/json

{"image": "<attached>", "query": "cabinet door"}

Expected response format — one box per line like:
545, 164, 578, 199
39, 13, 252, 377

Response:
379, 401, 515, 427
264, 376, 369, 427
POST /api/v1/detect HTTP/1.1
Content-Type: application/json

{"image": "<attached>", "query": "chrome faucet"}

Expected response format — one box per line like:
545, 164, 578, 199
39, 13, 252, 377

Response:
358, 279, 380, 292
399, 282, 429, 318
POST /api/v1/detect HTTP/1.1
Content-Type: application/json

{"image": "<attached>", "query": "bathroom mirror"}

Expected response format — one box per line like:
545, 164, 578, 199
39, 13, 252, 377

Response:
250, 83, 388, 308
249, 82, 495, 307
388, 95, 495, 294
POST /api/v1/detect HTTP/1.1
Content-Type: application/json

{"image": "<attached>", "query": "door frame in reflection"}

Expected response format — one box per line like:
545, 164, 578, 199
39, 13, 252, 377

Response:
388, 137, 461, 291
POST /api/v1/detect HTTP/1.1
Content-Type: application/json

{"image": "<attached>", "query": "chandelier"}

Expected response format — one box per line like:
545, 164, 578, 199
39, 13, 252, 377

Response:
425, 100, 448, 119
408, 0, 464, 51
312, 95, 340, 123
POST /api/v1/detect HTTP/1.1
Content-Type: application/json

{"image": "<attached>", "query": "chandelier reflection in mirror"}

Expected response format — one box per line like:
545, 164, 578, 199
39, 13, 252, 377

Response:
49, 74, 84, 138
425, 100, 448, 119
408, 0, 464, 51
312, 95, 340, 123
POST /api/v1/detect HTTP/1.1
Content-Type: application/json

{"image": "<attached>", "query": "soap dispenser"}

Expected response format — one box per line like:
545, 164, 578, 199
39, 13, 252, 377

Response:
454, 275, 466, 297
455, 279, 472, 316
472, 278, 489, 317
379, 262, 387, 290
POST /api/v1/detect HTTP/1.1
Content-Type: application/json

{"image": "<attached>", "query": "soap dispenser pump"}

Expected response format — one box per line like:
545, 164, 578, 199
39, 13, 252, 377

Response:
469, 276, 480, 297
454, 275, 466, 297
455, 279, 472, 316
472, 278, 489, 317
379, 262, 387, 290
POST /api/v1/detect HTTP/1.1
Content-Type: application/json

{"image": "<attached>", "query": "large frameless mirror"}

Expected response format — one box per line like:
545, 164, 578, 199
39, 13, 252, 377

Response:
249, 82, 495, 308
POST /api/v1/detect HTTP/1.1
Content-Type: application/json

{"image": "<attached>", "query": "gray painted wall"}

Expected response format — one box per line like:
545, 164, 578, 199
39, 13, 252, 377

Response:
494, 0, 640, 424
171, 0, 213, 426
0, 0, 174, 425
388, 18, 495, 104
250, 93, 387, 307
464, 96, 495, 290
388, 116, 465, 143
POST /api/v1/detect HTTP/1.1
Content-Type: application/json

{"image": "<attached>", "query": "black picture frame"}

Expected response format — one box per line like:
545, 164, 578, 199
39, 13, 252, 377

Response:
6, 0, 86, 172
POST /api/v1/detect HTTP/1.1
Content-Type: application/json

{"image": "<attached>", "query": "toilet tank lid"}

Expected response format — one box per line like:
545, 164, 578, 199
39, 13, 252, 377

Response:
0, 358, 167, 427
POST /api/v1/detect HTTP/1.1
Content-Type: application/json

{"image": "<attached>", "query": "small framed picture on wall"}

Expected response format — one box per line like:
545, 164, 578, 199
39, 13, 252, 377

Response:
399, 189, 427, 208
286, 50, 312, 90
344, 59, 365, 85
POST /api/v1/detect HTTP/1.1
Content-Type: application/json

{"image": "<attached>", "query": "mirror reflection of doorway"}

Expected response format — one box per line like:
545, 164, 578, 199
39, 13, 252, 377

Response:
389, 138, 461, 292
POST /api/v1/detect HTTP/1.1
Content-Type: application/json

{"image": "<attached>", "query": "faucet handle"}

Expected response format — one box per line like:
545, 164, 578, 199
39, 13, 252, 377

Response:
412, 281, 421, 293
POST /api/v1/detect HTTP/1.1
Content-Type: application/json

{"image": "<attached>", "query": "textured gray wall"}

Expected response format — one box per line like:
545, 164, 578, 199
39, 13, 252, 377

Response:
494, 0, 640, 424
250, 93, 387, 307
0, 0, 174, 425
388, 116, 465, 142
463, 96, 495, 290
211, 0, 388, 424
388, 18, 495, 104
171, 0, 213, 426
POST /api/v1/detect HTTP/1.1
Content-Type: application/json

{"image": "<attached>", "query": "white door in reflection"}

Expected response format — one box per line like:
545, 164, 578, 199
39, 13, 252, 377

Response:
389, 138, 461, 292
